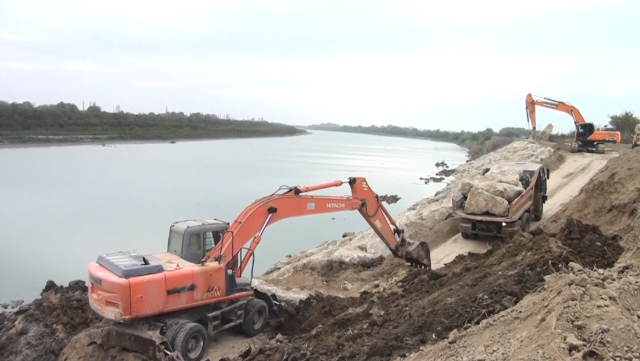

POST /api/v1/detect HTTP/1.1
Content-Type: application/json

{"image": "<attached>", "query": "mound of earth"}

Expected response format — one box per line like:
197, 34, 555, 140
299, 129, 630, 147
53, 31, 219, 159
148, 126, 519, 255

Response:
229, 217, 623, 361
0, 280, 103, 361
546, 147, 640, 253
402, 261, 640, 361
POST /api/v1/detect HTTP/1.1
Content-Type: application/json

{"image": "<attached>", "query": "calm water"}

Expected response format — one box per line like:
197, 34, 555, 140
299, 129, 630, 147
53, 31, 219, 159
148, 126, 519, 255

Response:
0, 129, 467, 303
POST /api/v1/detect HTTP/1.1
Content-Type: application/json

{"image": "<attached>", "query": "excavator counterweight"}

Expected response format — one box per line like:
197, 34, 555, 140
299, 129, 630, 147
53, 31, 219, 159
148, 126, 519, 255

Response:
86, 176, 430, 361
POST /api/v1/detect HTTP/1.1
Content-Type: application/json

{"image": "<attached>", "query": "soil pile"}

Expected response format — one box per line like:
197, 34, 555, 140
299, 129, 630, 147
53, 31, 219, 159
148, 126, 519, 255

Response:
0, 280, 103, 361
546, 148, 640, 242
229, 217, 623, 361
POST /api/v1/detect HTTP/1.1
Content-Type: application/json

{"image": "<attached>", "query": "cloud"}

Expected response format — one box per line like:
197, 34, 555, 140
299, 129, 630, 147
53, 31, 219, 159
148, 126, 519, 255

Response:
0, 0, 638, 131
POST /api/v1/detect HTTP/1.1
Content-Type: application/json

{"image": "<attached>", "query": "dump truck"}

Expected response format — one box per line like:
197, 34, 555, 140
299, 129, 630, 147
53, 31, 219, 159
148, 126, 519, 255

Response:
451, 162, 550, 238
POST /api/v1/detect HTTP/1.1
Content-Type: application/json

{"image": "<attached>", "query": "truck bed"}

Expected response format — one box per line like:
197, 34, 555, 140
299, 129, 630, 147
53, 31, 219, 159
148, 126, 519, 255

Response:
452, 167, 539, 223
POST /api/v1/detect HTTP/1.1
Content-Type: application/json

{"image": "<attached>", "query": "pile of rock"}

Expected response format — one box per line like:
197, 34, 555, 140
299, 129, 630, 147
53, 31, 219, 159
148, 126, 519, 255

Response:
459, 165, 528, 217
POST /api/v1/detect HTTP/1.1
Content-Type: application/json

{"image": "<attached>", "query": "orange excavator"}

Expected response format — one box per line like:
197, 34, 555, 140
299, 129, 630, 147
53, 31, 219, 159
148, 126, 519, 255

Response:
87, 177, 430, 361
525, 93, 620, 154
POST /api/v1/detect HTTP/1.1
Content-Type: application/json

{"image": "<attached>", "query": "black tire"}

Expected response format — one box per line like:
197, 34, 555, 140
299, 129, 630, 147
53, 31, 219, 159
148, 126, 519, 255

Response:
164, 319, 190, 350
515, 220, 523, 231
596, 144, 605, 154
520, 212, 531, 232
241, 298, 269, 337
470, 232, 479, 239
461, 232, 470, 239
173, 322, 208, 361
533, 197, 543, 222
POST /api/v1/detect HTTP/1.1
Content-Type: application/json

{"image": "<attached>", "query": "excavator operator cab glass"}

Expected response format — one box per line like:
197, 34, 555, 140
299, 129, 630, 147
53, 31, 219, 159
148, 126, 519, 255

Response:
168, 228, 184, 256
204, 232, 215, 251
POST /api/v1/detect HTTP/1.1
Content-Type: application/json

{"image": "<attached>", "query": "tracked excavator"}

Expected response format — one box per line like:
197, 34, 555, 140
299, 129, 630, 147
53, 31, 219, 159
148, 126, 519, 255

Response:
87, 177, 430, 361
525, 93, 620, 154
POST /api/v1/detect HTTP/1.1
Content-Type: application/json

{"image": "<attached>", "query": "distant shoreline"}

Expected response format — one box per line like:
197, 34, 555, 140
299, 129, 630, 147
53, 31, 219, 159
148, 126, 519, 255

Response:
0, 132, 309, 150
302, 127, 471, 152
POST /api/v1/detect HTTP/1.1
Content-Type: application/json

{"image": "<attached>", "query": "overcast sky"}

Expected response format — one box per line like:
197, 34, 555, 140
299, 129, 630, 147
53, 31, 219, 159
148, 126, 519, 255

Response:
1, 0, 638, 132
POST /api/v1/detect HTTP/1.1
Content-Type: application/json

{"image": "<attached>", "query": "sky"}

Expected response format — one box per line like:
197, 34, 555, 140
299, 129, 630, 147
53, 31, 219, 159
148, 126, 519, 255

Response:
1, 0, 639, 133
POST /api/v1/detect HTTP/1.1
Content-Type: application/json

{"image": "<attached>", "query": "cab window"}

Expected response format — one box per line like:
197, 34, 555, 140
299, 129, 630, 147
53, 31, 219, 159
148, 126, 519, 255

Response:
188, 233, 201, 252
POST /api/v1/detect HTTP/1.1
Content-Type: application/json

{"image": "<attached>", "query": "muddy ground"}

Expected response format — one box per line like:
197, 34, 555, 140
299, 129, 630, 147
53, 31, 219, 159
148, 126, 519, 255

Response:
0, 280, 104, 361
229, 217, 624, 361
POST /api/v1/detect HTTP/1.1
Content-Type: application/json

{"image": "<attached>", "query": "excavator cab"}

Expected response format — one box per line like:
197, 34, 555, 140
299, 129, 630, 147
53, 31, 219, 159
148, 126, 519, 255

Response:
575, 123, 595, 142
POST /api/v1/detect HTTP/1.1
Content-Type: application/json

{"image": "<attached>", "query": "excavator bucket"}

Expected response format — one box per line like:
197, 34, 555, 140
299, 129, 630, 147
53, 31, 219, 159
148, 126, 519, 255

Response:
399, 236, 431, 269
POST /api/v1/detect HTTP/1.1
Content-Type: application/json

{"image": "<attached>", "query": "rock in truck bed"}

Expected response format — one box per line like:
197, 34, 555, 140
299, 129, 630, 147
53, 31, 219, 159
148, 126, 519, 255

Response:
458, 164, 534, 217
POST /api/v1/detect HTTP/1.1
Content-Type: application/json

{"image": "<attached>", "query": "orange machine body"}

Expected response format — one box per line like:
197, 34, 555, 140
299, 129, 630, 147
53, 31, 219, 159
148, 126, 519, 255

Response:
88, 252, 252, 321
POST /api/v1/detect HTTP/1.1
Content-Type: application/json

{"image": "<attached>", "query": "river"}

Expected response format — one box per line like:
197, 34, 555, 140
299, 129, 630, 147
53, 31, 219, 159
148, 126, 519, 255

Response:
0, 129, 467, 303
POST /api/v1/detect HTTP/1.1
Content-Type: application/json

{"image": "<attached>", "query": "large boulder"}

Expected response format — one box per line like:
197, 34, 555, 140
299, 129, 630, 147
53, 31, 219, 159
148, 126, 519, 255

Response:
458, 179, 476, 196
484, 165, 524, 188
464, 187, 509, 217
475, 181, 525, 203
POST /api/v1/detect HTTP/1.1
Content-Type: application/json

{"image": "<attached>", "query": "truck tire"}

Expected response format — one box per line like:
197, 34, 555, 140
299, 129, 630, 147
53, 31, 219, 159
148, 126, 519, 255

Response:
173, 322, 208, 361
241, 298, 269, 337
533, 196, 543, 222
461, 232, 470, 239
520, 213, 531, 232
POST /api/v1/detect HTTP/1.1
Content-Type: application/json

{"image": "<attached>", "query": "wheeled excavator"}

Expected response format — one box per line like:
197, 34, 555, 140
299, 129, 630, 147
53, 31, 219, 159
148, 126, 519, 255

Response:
525, 93, 621, 154
87, 177, 431, 361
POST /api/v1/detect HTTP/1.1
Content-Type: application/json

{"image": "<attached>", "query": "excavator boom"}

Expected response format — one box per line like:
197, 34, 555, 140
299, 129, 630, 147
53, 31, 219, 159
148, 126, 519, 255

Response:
208, 177, 431, 273
525, 93, 588, 136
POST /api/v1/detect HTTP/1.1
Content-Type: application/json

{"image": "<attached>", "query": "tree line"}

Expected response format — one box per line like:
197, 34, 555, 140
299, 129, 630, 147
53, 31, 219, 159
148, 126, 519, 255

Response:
303, 110, 640, 160
0, 101, 306, 143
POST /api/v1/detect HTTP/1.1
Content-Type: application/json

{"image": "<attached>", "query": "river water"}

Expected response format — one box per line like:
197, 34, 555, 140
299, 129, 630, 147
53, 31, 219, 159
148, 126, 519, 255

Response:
0, 129, 467, 303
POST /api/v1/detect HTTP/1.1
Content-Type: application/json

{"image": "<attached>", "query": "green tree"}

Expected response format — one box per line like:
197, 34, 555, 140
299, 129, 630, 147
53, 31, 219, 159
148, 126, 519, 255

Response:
608, 111, 640, 144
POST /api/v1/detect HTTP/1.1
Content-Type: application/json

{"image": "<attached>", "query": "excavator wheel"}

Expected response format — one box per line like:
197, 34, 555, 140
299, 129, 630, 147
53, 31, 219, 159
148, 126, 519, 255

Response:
241, 298, 269, 337
461, 232, 470, 239
164, 319, 191, 352
172, 321, 208, 361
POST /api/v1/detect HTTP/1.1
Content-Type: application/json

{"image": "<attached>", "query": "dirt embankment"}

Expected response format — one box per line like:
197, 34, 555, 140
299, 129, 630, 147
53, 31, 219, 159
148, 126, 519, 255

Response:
229, 218, 624, 361
0, 280, 104, 361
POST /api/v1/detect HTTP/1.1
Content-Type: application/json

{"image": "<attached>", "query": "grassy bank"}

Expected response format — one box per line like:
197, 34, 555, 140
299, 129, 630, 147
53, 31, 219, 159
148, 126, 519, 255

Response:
0, 101, 306, 144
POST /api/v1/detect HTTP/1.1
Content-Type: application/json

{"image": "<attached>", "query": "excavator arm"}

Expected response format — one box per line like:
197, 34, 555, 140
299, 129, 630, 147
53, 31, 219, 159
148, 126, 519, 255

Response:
525, 93, 587, 136
206, 177, 431, 274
